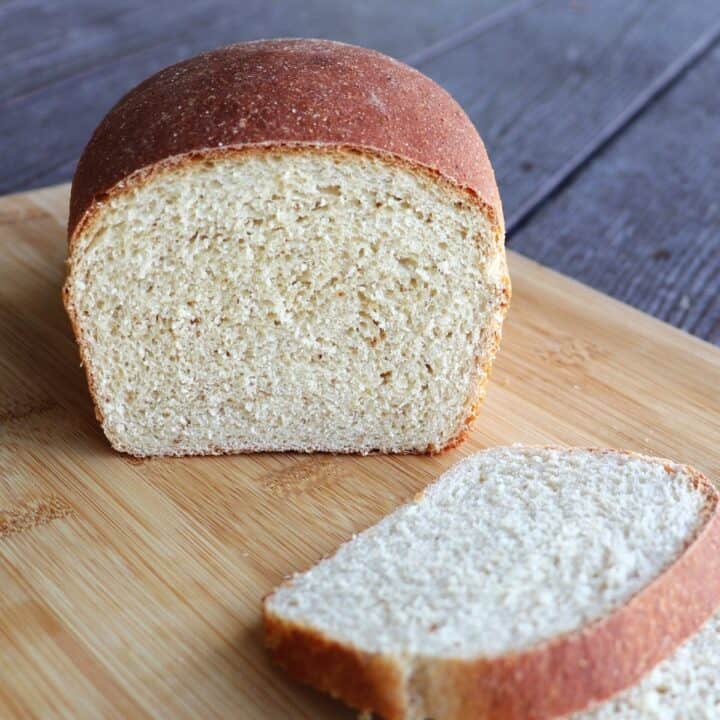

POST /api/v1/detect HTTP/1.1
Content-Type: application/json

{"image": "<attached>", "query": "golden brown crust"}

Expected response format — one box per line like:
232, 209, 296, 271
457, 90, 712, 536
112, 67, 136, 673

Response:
68, 38, 503, 241
262, 450, 720, 719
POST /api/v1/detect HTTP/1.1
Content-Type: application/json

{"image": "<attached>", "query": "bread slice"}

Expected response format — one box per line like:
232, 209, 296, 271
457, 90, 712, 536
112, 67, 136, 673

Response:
263, 446, 720, 720
63, 39, 509, 457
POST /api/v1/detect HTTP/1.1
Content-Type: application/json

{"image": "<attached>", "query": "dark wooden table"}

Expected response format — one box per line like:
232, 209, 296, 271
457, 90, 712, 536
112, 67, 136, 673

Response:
3, 0, 719, 343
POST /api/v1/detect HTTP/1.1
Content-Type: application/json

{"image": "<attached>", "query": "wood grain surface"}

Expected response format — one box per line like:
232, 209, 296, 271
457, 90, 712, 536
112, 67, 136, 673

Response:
512, 41, 720, 344
1, 183, 719, 719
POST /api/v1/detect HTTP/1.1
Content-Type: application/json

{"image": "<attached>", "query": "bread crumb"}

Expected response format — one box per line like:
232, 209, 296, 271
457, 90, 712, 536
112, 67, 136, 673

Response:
67, 149, 506, 456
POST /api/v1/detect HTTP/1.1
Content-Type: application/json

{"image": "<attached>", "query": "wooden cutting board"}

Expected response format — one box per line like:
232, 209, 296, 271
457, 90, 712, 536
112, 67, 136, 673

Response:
1, 183, 719, 719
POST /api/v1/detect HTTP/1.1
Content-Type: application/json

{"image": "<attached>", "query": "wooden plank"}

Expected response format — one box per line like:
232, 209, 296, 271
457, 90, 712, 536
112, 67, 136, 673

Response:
511, 42, 720, 344
420, 0, 720, 219
0, 0, 510, 103
1, 183, 719, 718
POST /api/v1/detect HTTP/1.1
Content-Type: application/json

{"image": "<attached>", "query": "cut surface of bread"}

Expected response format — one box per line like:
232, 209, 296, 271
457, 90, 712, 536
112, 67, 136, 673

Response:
64, 39, 508, 457
263, 446, 720, 720
574, 609, 720, 719
65, 149, 506, 455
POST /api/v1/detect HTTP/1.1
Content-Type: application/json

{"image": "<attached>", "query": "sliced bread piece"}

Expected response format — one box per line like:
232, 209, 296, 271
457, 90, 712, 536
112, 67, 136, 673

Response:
63, 39, 509, 457
574, 608, 720, 719
263, 446, 720, 720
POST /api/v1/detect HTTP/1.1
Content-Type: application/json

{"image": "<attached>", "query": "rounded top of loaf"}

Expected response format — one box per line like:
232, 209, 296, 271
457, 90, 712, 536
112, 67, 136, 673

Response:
69, 38, 502, 238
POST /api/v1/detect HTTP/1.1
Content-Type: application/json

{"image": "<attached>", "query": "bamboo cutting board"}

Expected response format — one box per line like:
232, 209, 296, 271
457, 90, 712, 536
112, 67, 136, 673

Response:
1, 183, 719, 719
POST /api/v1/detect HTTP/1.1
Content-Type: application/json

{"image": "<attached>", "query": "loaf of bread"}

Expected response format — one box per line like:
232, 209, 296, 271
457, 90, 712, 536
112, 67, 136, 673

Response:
63, 39, 509, 457
263, 446, 720, 720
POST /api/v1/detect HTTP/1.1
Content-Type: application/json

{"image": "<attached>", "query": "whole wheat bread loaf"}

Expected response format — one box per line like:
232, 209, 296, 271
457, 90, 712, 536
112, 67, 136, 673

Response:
63, 39, 508, 457
263, 446, 720, 720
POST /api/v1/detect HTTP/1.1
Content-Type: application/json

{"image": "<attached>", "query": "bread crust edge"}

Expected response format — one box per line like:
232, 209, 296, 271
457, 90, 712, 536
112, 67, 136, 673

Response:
263, 610, 409, 720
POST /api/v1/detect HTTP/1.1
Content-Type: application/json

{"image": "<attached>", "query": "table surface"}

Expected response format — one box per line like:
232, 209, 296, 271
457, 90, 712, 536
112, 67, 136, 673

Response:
2, 0, 719, 344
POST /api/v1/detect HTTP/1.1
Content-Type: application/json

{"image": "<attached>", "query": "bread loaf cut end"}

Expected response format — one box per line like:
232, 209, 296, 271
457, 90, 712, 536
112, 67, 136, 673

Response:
64, 147, 508, 456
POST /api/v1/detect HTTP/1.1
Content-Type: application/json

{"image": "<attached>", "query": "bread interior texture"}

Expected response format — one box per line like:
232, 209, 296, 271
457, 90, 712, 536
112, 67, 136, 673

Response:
66, 149, 506, 455
266, 447, 707, 658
